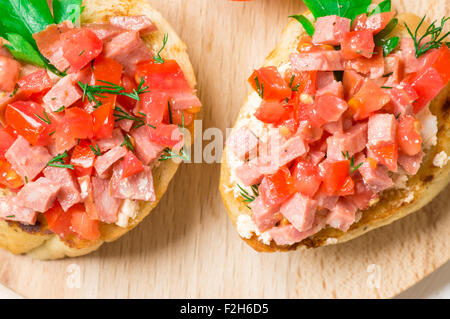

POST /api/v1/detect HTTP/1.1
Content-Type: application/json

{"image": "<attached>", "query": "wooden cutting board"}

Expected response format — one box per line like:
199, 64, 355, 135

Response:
0, 0, 449, 299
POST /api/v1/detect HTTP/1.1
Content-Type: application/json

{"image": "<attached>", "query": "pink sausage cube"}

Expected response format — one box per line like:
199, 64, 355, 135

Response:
312, 15, 351, 46
17, 177, 60, 213
0, 56, 21, 92
280, 193, 318, 232
368, 113, 397, 146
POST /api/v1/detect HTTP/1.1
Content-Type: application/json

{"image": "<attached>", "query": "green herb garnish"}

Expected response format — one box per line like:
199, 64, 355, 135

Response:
90, 144, 102, 156
405, 15, 450, 58
290, 14, 315, 36
153, 33, 168, 64
121, 135, 134, 152
254, 76, 264, 99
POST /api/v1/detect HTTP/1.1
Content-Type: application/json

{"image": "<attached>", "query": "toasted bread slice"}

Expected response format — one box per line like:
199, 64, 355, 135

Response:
0, 0, 199, 259
220, 5, 450, 252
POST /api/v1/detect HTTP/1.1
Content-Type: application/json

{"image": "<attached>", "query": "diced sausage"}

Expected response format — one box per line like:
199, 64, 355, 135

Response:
0, 56, 21, 92
280, 193, 318, 232
5, 136, 52, 180
16, 177, 60, 213
398, 151, 424, 175
130, 126, 165, 164
43, 166, 81, 211
108, 16, 157, 34
104, 31, 152, 75
110, 162, 156, 201
327, 123, 368, 161
91, 176, 121, 223
326, 199, 358, 232
94, 145, 127, 177
96, 128, 124, 152
0, 196, 38, 225
290, 51, 344, 71
43, 75, 82, 112
312, 15, 351, 46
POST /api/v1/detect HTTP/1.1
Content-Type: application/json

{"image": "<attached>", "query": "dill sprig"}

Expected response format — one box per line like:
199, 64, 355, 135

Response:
237, 184, 260, 208
78, 77, 150, 107
153, 33, 168, 64
35, 111, 51, 124
405, 15, 450, 58
254, 76, 264, 99
90, 144, 102, 156
342, 151, 363, 174
113, 106, 156, 130
289, 74, 300, 92
47, 151, 74, 170
159, 111, 190, 162
121, 135, 134, 152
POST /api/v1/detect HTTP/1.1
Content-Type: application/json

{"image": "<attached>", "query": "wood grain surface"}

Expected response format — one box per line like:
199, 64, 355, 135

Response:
0, 0, 449, 299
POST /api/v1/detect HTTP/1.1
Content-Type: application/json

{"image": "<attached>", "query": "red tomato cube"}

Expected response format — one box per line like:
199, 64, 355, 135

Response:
248, 66, 291, 101
341, 30, 375, 59
62, 28, 103, 73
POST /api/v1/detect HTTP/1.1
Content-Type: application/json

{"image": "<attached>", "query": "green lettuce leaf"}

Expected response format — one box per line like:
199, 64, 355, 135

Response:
303, 0, 372, 21
53, 0, 83, 24
290, 15, 315, 36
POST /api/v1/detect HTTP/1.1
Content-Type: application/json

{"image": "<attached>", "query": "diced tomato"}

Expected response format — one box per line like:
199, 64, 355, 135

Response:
92, 103, 114, 139
141, 91, 183, 148
341, 31, 375, 59
70, 204, 100, 241
163, 107, 194, 126
354, 12, 396, 34
260, 167, 296, 207
397, 115, 422, 156
64, 107, 94, 139
364, 12, 396, 34
337, 176, 355, 196
0, 128, 15, 158
17, 69, 52, 96
5, 101, 53, 146
74, 166, 93, 178
348, 79, 391, 120
284, 70, 317, 95
254, 100, 287, 124
406, 45, 450, 113
388, 82, 418, 114
136, 60, 201, 111
148, 124, 182, 148
93, 57, 123, 108
316, 94, 348, 123
368, 142, 398, 171
117, 74, 138, 111
62, 28, 103, 73
122, 151, 144, 178
71, 140, 96, 169
352, 13, 368, 31
0, 159, 23, 189
136, 59, 192, 92
291, 159, 322, 197
44, 203, 74, 239
322, 160, 351, 195
248, 66, 291, 101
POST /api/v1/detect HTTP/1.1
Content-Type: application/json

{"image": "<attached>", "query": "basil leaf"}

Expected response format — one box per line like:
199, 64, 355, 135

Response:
9, 0, 54, 34
290, 15, 315, 36
368, 0, 391, 16
375, 18, 398, 41
303, 0, 371, 21
378, 36, 399, 56
53, 0, 83, 24
0, 0, 36, 44
4, 33, 46, 67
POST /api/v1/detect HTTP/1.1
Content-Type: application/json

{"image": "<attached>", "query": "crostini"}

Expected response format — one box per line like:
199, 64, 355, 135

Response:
0, 0, 201, 259
220, 0, 450, 251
